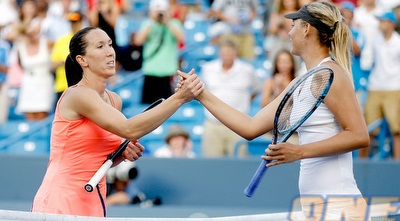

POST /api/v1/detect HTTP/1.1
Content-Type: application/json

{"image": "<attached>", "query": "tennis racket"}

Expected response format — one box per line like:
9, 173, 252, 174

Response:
244, 65, 334, 198
84, 98, 165, 192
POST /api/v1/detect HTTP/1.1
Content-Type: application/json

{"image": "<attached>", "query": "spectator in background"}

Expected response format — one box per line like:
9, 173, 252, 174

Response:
170, 0, 188, 25
16, 22, 54, 121
265, 0, 301, 65
208, 0, 258, 61
0, 27, 11, 124
47, 0, 80, 18
154, 124, 196, 158
361, 11, 400, 160
36, 0, 79, 47
260, 49, 296, 108
331, 0, 357, 6
3, 0, 40, 91
118, 32, 143, 72
51, 11, 85, 103
185, 0, 208, 21
260, 49, 298, 145
35, 0, 54, 45
135, 0, 184, 104
393, 4, 400, 34
5, 0, 38, 44
200, 39, 261, 157
377, 0, 400, 12
298, 0, 314, 7
4, 46, 23, 93
340, 1, 367, 107
353, 0, 383, 72
261, 0, 275, 40
170, 0, 188, 68
0, 0, 18, 33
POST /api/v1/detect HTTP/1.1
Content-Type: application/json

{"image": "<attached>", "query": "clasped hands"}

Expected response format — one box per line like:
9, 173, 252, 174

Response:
121, 69, 203, 162
175, 69, 205, 99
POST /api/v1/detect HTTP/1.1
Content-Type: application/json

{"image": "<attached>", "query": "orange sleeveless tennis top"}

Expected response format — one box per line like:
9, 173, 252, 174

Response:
32, 86, 121, 217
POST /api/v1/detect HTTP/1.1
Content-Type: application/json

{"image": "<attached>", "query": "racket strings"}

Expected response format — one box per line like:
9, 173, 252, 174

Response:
277, 70, 333, 135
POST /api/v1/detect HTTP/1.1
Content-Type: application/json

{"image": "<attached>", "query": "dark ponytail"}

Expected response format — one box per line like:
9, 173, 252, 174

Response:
65, 54, 82, 87
65, 26, 97, 87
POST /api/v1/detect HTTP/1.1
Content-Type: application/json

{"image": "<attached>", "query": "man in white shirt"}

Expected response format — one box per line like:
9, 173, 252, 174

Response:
362, 11, 400, 160
200, 39, 261, 157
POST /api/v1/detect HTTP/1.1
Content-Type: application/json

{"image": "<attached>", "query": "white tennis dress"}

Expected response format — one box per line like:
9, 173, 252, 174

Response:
296, 98, 361, 196
294, 58, 366, 220
17, 38, 54, 113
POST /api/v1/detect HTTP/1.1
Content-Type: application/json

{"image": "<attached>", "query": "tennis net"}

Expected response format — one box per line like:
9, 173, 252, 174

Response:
0, 204, 399, 221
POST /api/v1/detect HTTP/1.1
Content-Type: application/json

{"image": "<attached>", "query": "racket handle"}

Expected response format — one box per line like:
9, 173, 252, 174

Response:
244, 160, 269, 198
84, 160, 113, 192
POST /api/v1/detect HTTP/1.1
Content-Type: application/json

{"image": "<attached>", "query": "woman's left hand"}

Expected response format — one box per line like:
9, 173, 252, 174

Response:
262, 142, 302, 167
123, 141, 145, 161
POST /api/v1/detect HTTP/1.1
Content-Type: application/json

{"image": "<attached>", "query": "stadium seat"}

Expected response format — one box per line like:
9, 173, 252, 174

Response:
181, 44, 218, 62
0, 120, 32, 139
0, 116, 53, 155
7, 88, 24, 120
139, 124, 168, 154
183, 20, 212, 46
168, 103, 205, 124
7, 106, 24, 120
180, 19, 217, 72
0, 120, 50, 140
115, 15, 145, 47
3, 139, 49, 155
125, 0, 149, 17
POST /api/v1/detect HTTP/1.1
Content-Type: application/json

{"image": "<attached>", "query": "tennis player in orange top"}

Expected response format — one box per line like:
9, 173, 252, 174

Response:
31, 26, 204, 217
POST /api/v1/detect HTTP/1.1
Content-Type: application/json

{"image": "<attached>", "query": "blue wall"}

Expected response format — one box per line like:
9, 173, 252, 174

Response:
0, 155, 399, 217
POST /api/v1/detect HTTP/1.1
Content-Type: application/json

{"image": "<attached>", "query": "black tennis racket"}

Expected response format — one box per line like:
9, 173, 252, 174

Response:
84, 98, 165, 192
244, 65, 334, 197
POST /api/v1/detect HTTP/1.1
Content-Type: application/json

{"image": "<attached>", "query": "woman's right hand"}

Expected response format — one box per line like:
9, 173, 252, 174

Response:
123, 141, 145, 162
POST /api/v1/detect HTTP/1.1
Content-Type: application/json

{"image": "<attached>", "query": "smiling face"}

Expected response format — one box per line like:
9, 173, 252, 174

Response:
80, 29, 116, 77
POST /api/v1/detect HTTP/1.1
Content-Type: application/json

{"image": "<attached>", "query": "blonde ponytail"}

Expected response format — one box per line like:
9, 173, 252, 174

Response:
307, 2, 353, 84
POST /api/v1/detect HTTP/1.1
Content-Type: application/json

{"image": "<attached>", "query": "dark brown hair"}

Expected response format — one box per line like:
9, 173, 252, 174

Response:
272, 49, 296, 80
65, 26, 97, 87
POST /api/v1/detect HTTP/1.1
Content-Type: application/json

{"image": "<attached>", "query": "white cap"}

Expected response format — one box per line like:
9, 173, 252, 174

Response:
149, 0, 169, 11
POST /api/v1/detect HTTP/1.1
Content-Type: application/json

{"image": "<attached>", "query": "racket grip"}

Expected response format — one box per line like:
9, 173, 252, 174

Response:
84, 160, 113, 192
244, 160, 269, 198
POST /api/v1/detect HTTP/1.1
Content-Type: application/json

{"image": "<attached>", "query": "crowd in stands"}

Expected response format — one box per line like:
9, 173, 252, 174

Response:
0, 0, 399, 160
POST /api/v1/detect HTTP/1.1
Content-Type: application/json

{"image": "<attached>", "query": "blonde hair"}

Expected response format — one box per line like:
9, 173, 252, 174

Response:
306, 2, 353, 82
